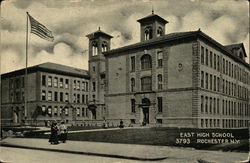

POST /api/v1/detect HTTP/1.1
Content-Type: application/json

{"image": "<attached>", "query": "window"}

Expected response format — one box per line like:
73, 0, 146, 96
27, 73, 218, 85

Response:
65, 93, 69, 102
48, 76, 52, 87
82, 108, 85, 117
131, 78, 135, 92
205, 73, 208, 89
54, 92, 58, 101
214, 76, 216, 91
82, 95, 85, 103
42, 75, 46, 86
226, 60, 228, 75
92, 66, 96, 72
141, 54, 152, 70
92, 82, 96, 92
101, 42, 108, 52
214, 54, 216, 69
201, 46, 204, 64
131, 56, 135, 72
21, 77, 24, 88
223, 58, 225, 73
48, 91, 52, 101
131, 99, 135, 113
158, 74, 163, 90
77, 107, 80, 116
217, 77, 220, 92
205, 97, 208, 113
205, 49, 208, 66
48, 106, 52, 116
144, 26, 153, 40
213, 98, 216, 114
54, 77, 58, 87
82, 81, 85, 91
141, 76, 152, 91
76, 81, 80, 90
201, 119, 204, 128
42, 90, 46, 101
65, 108, 68, 116
86, 82, 88, 91
65, 79, 69, 89
59, 78, 63, 88
209, 74, 212, 90
157, 51, 163, 68
201, 71, 204, 88
92, 41, 98, 56
157, 97, 163, 113
15, 92, 20, 102
77, 94, 80, 103
210, 51, 213, 67
10, 79, 14, 89
157, 27, 163, 37
60, 92, 63, 102
42, 106, 46, 116
54, 106, 58, 116
201, 96, 204, 113
73, 80, 76, 90
217, 55, 220, 71
10, 93, 14, 102
209, 97, 212, 113
15, 79, 20, 89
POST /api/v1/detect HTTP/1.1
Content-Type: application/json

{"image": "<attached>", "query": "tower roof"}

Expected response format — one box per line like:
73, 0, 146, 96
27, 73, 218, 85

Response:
137, 13, 168, 24
86, 29, 113, 39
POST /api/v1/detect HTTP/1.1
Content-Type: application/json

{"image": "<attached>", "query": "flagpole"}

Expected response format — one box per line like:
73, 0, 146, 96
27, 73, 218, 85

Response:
24, 12, 29, 124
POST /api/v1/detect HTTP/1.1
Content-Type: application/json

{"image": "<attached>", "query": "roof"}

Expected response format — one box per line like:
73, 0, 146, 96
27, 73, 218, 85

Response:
103, 30, 249, 68
137, 13, 168, 24
103, 30, 199, 55
1, 62, 90, 79
225, 43, 247, 57
86, 29, 113, 39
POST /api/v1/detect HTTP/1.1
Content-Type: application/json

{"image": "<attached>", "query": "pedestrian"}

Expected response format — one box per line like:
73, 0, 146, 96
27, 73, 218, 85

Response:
49, 121, 59, 145
119, 119, 124, 128
59, 121, 67, 143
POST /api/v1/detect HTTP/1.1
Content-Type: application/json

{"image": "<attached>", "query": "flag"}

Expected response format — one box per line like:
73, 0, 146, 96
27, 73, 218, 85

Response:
27, 13, 54, 42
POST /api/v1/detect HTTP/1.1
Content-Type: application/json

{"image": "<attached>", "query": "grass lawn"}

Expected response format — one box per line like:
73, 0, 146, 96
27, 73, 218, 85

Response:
23, 127, 249, 152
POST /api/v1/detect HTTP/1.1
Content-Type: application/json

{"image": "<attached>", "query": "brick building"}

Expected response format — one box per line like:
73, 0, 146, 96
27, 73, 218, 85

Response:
1, 62, 90, 126
1, 12, 250, 128
98, 13, 249, 128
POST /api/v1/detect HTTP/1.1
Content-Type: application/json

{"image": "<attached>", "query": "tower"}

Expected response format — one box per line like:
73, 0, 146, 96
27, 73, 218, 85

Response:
86, 28, 113, 120
137, 11, 168, 41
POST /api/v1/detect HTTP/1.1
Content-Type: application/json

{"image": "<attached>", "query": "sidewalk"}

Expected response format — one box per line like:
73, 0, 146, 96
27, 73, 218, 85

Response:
0, 138, 248, 162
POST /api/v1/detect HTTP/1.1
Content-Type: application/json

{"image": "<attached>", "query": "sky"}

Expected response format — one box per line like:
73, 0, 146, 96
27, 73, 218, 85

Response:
1, 0, 249, 73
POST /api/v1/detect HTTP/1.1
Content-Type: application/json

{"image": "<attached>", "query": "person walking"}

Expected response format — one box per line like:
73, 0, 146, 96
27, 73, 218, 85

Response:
49, 121, 59, 145
59, 121, 67, 143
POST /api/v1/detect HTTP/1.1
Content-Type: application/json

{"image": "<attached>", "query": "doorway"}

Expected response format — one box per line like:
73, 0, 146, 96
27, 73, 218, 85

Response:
142, 107, 149, 124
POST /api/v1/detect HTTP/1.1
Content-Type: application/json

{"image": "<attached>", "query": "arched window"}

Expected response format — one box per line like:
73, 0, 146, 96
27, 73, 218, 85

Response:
141, 54, 152, 70
157, 27, 163, 37
144, 26, 153, 40
131, 78, 135, 92
157, 74, 163, 90
101, 41, 108, 52
92, 41, 98, 56
141, 76, 152, 91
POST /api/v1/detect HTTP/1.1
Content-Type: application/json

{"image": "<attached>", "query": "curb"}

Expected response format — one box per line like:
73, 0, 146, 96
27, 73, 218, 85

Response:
0, 143, 168, 161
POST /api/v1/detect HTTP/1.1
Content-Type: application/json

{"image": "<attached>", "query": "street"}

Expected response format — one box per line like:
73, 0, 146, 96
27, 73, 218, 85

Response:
0, 147, 153, 163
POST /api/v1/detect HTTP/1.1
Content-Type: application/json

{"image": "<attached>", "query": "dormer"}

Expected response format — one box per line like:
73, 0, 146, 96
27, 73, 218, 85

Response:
137, 11, 168, 41
86, 28, 113, 57
225, 43, 248, 62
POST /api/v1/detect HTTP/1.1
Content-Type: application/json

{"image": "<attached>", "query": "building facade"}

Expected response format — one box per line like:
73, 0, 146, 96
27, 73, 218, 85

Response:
1, 12, 250, 128
101, 13, 250, 128
1, 63, 90, 126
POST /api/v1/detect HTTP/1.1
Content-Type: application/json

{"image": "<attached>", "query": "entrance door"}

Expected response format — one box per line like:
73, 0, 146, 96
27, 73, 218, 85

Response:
142, 107, 149, 124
